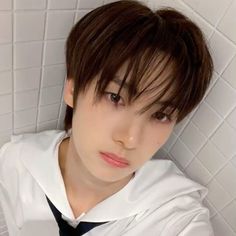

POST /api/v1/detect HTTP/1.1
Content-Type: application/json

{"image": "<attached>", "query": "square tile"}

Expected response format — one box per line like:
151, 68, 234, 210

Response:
218, 0, 236, 44
0, 71, 12, 95
211, 121, 236, 159
0, 94, 12, 115
192, 101, 222, 138
215, 162, 236, 198
211, 214, 236, 236
38, 103, 60, 123
180, 121, 206, 155
14, 42, 43, 69
0, 113, 12, 132
197, 141, 226, 175
222, 55, 236, 90
206, 179, 232, 211
15, 12, 45, 42
0, 0, 12, 10
0, 13, 12, 44
43, 40, 65, 65
13, 125, 36, 135
227, 107, 236, 130
37, 119, 58, 132
162, 132, 177, 152
183, 0, 232, 26
14, 0, 46, 9
46, 11, 75, 40
48, 0, 77, 9
170, 138, 194, 169
78, 0, 103, 9
42, 64, 65, 87
185, 158, 212, 185
221, 200, 236, 232
14, 90, 39, 111
14, 68, 41, 92
14, 108, 37, 128
0, 130, 11, 147
39, 85, 63, 106
0, 44, 12, 72
75, 10, 91, 22
208, 31, 236, 74
206, 78, 236, 118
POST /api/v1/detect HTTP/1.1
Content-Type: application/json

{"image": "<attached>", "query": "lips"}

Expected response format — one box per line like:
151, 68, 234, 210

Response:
100, 152, 129, 168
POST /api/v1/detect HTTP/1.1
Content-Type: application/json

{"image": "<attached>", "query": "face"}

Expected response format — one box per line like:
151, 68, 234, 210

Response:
64, 66, 176, 184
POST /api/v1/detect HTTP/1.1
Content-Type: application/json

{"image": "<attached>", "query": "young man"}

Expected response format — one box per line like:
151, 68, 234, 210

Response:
0, 1, 214, 235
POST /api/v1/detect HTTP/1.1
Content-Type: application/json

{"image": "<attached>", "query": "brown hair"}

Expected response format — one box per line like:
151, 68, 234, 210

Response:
64, 0, 213, 132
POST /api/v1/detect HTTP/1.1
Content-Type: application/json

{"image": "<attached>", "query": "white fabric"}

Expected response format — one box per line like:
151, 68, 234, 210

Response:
0, 129, 214, 235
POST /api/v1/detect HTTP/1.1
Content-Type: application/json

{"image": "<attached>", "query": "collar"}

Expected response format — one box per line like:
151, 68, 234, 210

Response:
18, 130, 207, 222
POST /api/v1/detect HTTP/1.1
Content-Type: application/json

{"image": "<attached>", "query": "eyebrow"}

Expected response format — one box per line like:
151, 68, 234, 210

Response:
112, 77, 176, 110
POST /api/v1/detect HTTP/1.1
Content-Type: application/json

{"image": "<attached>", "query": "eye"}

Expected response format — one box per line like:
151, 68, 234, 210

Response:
152, 112, 171, 123
104, 92, 124, 106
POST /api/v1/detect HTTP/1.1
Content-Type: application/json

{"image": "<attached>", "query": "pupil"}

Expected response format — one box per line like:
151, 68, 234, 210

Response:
111, 94, 120, 103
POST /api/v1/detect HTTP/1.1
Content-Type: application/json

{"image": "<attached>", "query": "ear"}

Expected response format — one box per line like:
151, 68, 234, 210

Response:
63, 78, 74, 108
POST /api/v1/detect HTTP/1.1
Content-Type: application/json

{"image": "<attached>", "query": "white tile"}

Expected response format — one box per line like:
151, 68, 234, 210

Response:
232, 155, 236, 168
205, 78, 236, 118
208, 31, 236, 74
218, 0, 236, 44
162, 132, 177, 152
15, 12, 45, 42
197, 141, 226, 175
0, 113, 12, 132
14, 42, 43, 69
180, 121, 206, 155
43, 40, 65, 65
42, 64, 65, 87
227, 107, 236, 130
215, 162, 236, 198
206, 179, 233, 211
75, 10, 91, 22
149, 0, 185, 11
38, 103, 60, 123
0, 44, 12, 72
14, 68, 41, 92
0, 71, 12, 95
0, 129, 11, 147
183, 0, 232, 26
14, 0, 46, 9
0, 0, 12, 10
13, 125, 36, 135
78, 0, 103, 9
46, 11, 75, 40
153, 148, 167, 159
170, 138, 194, 169
203, 198, 217, 218
37, 119, 58, 132
14, 90, 39, 111
39, 85, 63, 106
192, 101, 222, 138
173, 117, 189, 136
221, 200, 236, 232
0, 13, 12, 44
48, 0, 77, 9
0, 94, 12, 115
211, 121, 236, 159
14, 108, 37, 128
222, 55, 236, 90
211, 214, 236, 236
185, 158, 212, 185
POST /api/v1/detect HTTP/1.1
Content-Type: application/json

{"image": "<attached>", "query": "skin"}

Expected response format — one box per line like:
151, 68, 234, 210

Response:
60, 65, 177, 218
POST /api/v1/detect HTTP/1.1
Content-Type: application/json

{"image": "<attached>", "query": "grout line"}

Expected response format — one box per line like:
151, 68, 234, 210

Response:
35, 0, 49, 132
11, 0, 14, 134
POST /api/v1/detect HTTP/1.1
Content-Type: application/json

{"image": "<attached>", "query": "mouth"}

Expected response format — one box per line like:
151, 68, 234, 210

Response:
99, 152, 130, 168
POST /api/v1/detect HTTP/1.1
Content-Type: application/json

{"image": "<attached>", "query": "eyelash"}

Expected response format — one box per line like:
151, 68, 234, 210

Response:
104, 92, 172, 123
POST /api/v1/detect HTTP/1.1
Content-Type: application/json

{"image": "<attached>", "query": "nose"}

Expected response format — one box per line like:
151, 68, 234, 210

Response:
112, 115, 144, 150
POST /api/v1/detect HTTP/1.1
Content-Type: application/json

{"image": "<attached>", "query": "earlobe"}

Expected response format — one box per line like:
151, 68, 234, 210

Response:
63, 79, 74, 108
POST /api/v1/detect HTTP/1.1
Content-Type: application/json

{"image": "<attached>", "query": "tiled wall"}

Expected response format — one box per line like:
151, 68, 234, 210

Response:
0, 0, 235, 235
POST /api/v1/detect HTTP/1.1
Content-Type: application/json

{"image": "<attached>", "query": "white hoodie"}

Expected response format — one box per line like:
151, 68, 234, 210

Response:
0, 129, 214, 236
